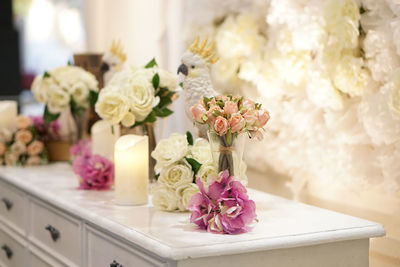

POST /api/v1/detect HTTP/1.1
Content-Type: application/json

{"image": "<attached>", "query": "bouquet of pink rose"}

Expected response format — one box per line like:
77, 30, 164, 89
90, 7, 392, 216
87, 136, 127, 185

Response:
190, 95, 269, 175
188, 170, 256, 234
70, 140, 114, 190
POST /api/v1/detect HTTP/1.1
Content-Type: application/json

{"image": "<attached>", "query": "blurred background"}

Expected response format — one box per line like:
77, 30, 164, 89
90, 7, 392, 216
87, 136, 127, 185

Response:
1, 0, 399, 266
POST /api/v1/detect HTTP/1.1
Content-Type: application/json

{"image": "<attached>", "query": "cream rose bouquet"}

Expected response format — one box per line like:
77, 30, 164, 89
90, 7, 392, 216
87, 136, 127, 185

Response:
95, 58, 178, 128
151, 131, 248, 212
0, 116, 48, 166
31, 65, 99, 125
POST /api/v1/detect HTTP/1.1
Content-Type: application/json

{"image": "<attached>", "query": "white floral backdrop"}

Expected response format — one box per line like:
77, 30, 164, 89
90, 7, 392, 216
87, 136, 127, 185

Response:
183, 0, 400, 199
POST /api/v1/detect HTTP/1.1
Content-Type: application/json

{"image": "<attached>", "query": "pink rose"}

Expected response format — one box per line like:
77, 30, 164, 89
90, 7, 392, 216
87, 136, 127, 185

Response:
214, 116, 229, 136
215, 95, 229, 102
190, 103, 207, 123
243, 110, 257, 127
256, 110, 270, 128
223, 101, 238, 115
241, 98, 255, 110
207, 105, 223, 126
229, 113, 245, 133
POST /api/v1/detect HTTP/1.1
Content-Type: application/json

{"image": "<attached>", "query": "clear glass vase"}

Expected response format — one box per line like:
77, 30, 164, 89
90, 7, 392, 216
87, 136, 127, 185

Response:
208, 130, 246, 177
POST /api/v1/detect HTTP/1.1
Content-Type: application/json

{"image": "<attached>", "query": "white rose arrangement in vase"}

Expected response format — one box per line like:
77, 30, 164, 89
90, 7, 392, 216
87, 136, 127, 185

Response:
151, 131, 248, 212
31, 65, 99, 143
95, 58, 178, 181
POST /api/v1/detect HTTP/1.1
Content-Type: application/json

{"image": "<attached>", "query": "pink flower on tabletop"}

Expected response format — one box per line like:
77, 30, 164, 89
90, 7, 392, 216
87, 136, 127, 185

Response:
70, 139, 91, 157
190, 103, 207, 123
256, 110, 270, 128
0, 143, 6, 156
79, 155, 114, 190
229, 113, 245, 133
223, 101, 238, 115
213, 116, 229, 136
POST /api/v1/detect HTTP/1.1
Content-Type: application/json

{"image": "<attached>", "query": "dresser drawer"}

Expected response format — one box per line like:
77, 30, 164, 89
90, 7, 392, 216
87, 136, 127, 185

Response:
0, 225, 27, 267
87, 226, 166, 267
30, 200, 81, 267
0, 180, 27, 235
29, 246, 67, 267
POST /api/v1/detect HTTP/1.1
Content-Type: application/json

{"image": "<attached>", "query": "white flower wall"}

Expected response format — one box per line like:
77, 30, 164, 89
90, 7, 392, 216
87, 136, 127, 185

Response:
183, 0, 400, 198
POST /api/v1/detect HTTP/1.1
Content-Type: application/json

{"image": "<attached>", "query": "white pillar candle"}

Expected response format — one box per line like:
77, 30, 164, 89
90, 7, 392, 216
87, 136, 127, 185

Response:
0, 101, 17, 131
114, 134, 148, 205
91, 120, 120, 161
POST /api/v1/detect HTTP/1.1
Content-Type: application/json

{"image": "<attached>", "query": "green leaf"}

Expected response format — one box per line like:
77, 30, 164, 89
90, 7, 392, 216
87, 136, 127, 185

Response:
360, 6, 366, 14
145, 58, 157, 68
70, 96, 86, 115
212, 110, 222, 117
216, 99, 225, 108
203, 97, 211, 109
43, 106, 60, 126
185, 157, 202, 177
111, 125, 114, 135
89, 90, 98, 107
144, 110, 157, 123
179, 82, 183, 88
67, 60, 72, 66
155, 173, 160, 181
152, 73, 160, 89
154, 107, 173, 117
227, 129, 232, 145
43, 71, 51, 78
155, 87, 168, 97
186, 131, 193, 146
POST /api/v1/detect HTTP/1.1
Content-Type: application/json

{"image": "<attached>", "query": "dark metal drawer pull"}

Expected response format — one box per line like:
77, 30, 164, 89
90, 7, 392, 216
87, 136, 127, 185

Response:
45, 225, 60, 242
1, 245, 12, 259
1, 198, 13, 210
110, 260, 123, 267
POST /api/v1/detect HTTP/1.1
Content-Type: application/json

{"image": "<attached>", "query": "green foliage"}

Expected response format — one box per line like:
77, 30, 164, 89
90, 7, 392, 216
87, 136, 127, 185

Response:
186, 131, 193, 146
89, 90, 98, 107
70, 96, 86, 116
203, 96, 211, 109
216, 99, 225, 108
227, 129, 232, 145
152, 73, 160, 89
43, 71, 51, 78
179, 82, 183, 88
154, 107, 173, 117
43, 105, 60, 126
145, 58, 158, 68
185, 157, 202, 178
155, 173, 160, 181
212, 110, 222, 117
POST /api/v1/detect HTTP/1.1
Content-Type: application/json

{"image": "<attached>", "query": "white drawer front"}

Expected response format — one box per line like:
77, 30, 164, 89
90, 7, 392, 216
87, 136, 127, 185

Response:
30, 200, 81, 267
0, 226, 27, 267
87, 227, 166, 267
0, 180, 27, 234
29, 248, 66, 267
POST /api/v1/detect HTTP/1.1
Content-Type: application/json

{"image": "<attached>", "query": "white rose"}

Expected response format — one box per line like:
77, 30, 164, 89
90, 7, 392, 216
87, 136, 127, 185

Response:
70, 81, 90, 104
47, 85, 70, 114
5, 152, 18, 166
196, 163, 218, 189
123, 77, 155, 121
121, 112, 136, 127
152, 184, 179, 211
176, 183, 199, 211
189, 138, 213, 164
158, 163, 193, 189
51, 66, 98, 92
31, 75, 53, 103
158, 69, 178, 90
11, 141, 27, 156
109, 69, 135, 87
0, 128, 12, 143
132, 68, 155, 82
151, 133, 189, 168
95, 88, 130, 124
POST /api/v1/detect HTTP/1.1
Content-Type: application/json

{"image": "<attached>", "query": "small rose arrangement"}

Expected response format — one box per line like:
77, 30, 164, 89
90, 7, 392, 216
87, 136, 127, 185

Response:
0, 115, 48, 166
151, 131, 248, 212
31, 65, 99, 125
95, 58, 178, 128
188, 170, 256, 234
191, 95, 269, 175
70, 140, 114, 190
30, 116, 60, 141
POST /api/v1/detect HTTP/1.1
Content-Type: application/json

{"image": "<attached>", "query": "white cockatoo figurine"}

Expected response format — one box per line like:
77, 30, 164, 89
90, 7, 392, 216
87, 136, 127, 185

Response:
178, 37, 219, 122
101, 40, 127, 85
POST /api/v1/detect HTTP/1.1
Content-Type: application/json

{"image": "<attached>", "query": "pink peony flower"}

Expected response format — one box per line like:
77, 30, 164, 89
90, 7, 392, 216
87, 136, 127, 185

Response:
30, 116, 60, 141
188, 170, 257, 234
256, 110, 270, 128
78, 155, 114, 190
190, 103, 207, 123
223, 101, 238, 115
70, 139, 91, 157
229, 113, 245, 133
213, 116, 229, 136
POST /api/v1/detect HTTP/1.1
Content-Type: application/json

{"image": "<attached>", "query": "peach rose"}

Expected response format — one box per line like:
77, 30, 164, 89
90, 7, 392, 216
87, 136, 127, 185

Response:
11, 141, 27, 155
16, 115, 31, 129
230, 113, 245, 133
0, 143, 6, 156
190, 103, 207, 123
215, 95, 229, 102
256, 110, 270, 128
241, 98, 255, 110
223, 101, 238, 115
0, 128, 12, 143
27, 140, 44, 156
214, 116, 229, 136
206, 105, 223, 126
243, 110, 257, 127
5, 153, 18, 166
15, 129, 33, 144
26, 156, 41, 166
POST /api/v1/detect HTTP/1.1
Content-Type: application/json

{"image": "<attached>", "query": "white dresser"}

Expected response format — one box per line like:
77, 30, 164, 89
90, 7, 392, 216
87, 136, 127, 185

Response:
0, 163, 385, 267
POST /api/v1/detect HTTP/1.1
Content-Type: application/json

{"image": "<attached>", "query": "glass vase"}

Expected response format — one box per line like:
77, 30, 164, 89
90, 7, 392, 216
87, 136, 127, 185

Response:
208, 130, 246, 177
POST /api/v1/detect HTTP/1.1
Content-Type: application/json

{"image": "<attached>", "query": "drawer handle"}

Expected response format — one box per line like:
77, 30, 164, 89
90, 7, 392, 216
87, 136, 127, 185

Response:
1, 198, 13, 210
110, 260, 124, 267
1, 245, 13, 259
45, 225, 60, 242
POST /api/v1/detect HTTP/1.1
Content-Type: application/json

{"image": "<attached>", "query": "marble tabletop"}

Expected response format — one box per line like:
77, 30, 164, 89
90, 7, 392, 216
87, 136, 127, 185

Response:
0, 163, 385, 260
